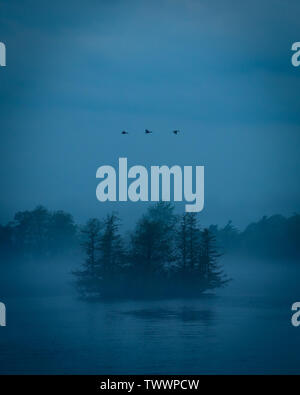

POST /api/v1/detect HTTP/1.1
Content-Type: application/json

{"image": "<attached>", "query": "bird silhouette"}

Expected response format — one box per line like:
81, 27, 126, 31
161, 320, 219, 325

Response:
121, 130, 128, 134
145, 129, 152, 134
173, 130, 180, 135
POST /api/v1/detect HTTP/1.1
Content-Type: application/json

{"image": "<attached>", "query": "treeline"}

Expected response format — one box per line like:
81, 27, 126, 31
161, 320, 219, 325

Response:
0, 205, 77, 257
1, 205, 299, 263
74, 203, 226, 298
210, 214, 300, 259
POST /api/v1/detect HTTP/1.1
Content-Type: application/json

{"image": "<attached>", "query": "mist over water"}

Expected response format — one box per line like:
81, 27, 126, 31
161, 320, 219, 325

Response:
1, 0, 300, 229
1, 0, 300, 375
0, 255, 299, 374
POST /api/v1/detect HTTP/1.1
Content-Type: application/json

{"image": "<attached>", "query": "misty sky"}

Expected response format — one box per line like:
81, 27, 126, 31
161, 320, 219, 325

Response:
0, 0, 299, 229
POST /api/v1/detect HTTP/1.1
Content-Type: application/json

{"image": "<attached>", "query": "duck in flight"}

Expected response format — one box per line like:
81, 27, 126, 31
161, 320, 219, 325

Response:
121, 129, 181, 135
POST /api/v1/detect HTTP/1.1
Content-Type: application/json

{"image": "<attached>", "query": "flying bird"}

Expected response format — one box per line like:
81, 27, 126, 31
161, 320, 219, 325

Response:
121, 130, 128, 135
173, 130, 180, 135
145, 129, 152, 134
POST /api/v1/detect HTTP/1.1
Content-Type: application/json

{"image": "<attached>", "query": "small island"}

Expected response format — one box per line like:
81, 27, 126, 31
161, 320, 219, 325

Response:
74, 202, 227, 299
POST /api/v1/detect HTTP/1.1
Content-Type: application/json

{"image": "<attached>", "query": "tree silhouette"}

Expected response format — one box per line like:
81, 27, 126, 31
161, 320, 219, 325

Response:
73, 218, 102, 297
176, 213, 201, 273
14, 206, 50, 256
186, 213, 201, 271
200, 228, 226, 289
98, 213, 125, 279
130, 203, 176, 276
81, 218, 102, 273
2, 204, 300, 300
176, 213, 188, 273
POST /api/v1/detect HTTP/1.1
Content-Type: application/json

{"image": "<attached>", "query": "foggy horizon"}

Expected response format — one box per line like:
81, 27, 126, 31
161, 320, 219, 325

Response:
1, 0, 300, 378
1, 0, 299, 228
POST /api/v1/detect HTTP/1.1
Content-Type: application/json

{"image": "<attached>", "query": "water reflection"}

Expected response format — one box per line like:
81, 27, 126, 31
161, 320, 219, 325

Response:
122, 307, 215, 324
1, 258, 300, 374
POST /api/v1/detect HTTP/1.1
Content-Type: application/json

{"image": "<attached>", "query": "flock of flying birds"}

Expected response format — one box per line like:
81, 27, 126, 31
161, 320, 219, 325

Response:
121, 129, 181, 135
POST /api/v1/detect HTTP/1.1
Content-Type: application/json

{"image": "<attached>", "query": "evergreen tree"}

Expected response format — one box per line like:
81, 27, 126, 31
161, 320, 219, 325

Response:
130, 217, 162, 276
74, 218, 102, 297
176, 213, 188, 272
80, 218, 102, 274
200, 228, 225, 289
98, 213, 125, 279
130, 203, 177, 277
176, 213, 201, 273
186, 213, 201, 271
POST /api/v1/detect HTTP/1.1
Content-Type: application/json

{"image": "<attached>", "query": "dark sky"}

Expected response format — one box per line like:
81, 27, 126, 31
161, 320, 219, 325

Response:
0, 0, 299, 229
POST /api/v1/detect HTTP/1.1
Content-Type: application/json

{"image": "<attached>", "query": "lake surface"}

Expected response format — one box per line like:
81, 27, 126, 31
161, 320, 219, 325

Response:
0, 257, 300, 374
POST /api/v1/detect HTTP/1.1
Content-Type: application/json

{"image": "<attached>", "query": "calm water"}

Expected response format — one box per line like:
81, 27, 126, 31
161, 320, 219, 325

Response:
0, 257, 300, 374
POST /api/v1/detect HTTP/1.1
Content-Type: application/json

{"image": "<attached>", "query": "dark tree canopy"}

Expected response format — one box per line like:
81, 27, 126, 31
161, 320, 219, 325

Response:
1, 204, 300, 299
75, 203, 227, 299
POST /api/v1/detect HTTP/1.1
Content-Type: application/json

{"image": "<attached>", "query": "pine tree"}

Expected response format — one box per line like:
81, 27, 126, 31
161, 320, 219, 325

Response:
74, 218, 102, 297
200, 228, 226, 289
177, 213, 201, 272
130, 203, 177, 277
98, 213, 125, 279
186, 213, 201, 271
81, 218, 102, 274
177, 213, 188, 272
